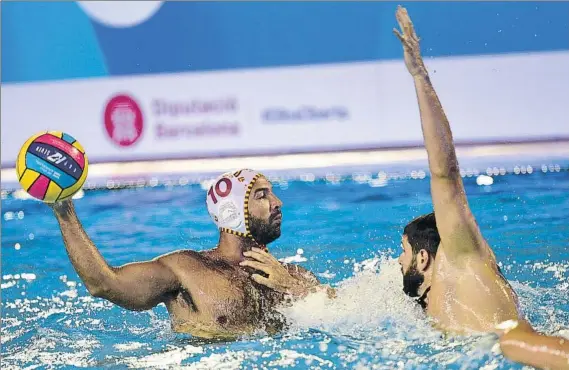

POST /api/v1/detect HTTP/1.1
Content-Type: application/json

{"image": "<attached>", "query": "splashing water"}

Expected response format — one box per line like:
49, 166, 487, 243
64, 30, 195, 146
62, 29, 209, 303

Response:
2, 167, 568, 368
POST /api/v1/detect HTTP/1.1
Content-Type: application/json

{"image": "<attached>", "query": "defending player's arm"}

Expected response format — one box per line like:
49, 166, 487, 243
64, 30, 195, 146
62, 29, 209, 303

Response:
285, 264, 337, 299
241, 248, 336, 299
393, 7, 489, 261
497, 320, 569, 369
51, 199, 180, 310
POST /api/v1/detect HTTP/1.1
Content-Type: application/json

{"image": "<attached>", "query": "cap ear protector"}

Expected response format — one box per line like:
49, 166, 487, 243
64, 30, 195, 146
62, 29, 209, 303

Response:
206, 169, 263, 238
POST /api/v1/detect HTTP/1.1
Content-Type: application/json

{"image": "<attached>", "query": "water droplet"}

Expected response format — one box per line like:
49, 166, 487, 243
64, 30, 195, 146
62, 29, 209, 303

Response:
476, 175, 493, 186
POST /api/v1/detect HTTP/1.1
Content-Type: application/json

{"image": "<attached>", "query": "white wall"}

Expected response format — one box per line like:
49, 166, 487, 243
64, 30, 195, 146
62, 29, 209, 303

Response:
2, 51, 568, 166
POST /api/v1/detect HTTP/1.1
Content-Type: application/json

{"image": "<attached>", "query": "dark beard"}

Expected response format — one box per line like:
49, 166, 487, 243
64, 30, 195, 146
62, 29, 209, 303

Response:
402, 259, 424, 298
248, 214, 281, 245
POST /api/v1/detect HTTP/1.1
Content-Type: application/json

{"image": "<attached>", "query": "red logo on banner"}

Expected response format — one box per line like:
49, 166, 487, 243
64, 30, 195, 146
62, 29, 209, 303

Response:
104, 94, 144, 147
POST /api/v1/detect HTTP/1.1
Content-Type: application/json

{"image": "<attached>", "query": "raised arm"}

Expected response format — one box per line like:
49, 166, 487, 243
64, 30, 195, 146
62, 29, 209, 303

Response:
497, 320, 569, 369
51, 199, 180, 311
394, 6, 489, 260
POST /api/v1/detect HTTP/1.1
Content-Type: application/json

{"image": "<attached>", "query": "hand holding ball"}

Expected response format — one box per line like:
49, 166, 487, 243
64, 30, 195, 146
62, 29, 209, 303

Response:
16, 131, 89, 203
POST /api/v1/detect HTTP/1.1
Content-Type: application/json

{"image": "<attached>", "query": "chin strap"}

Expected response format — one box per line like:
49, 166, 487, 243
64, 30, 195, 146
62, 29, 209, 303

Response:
417, 286, 431, 310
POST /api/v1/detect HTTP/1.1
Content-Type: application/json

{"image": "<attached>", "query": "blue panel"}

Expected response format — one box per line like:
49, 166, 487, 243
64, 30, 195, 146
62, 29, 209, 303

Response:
2, 1, 568, 83
1, 1, 108, 83
83, 1, 569, 76
25, 153, 76, 189
61, 133, 76, 145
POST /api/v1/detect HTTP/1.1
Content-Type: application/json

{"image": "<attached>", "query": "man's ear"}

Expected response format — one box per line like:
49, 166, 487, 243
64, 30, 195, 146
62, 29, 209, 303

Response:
417, 249, 431, 272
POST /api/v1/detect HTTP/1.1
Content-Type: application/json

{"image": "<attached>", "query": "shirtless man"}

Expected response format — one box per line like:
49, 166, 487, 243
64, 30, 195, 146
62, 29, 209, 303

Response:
50, 169, 327, 339
253, 5, 569, 369
392, 6, 569, 368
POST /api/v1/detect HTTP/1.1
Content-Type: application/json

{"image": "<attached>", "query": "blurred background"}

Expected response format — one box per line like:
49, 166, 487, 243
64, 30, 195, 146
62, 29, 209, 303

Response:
1, 1, 568, 189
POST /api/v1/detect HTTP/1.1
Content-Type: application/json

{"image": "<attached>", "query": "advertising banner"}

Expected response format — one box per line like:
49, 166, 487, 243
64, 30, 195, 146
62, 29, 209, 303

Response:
2, 51, 569, 166
2, 1, 568, 166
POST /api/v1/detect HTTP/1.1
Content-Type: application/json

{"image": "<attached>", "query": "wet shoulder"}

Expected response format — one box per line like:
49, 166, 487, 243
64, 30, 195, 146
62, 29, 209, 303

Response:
157, 249, 234, 274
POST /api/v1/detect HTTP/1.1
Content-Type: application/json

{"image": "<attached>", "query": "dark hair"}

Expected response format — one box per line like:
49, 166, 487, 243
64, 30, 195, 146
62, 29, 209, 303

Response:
403, 212, 440, 257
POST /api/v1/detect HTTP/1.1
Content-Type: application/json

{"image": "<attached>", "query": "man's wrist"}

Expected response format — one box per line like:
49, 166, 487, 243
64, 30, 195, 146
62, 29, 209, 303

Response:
51, 199, 74, 217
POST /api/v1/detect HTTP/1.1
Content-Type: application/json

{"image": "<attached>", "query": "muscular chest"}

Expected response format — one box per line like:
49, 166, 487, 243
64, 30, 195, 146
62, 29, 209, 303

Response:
180, 264, 284, 317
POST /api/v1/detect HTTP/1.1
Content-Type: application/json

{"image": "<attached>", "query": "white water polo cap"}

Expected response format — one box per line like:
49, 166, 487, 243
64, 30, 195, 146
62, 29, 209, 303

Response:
206, 169, 264, 238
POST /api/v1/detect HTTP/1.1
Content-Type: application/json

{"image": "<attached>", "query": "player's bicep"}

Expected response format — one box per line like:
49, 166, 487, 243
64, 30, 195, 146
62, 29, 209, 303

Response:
431, 177, 487, 259
100, 259, 180, 311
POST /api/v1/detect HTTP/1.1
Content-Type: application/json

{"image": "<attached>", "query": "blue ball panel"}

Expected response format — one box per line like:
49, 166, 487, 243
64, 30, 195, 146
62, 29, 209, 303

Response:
25, 152, 77, 189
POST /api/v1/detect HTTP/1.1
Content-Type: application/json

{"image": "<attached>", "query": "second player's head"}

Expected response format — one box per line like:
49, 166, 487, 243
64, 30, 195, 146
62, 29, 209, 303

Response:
398, 212, 440, 298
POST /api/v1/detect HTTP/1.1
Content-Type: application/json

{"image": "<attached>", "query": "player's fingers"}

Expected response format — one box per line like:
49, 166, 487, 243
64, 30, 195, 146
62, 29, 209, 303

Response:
393, 28, 413, 52
395, 10, 405, 35
396, 7, 412, 37
393, 28, 405, 43
408, 22, 419, 44
251, 247, 272, 258
251, 274, 276, 289
239, 260, 271, 274
252, 247, 281, 264
244, 249, 271, 263
402, 18, 413, 39
400, 8, 420, 44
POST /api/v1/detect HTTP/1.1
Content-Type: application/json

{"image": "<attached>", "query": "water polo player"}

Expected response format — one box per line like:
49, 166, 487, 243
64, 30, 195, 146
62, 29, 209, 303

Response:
250, 7, 569, 368
392, 6, 569, 368
50, 169, 327, 339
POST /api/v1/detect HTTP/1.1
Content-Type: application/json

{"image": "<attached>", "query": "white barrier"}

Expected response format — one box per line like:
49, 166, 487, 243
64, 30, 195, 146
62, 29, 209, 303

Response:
2, 50, 569, 166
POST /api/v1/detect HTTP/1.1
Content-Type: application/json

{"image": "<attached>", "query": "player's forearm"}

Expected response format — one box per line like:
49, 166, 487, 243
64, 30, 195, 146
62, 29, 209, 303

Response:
412, 73, 460, 179
288, 265, 336, 299
287, 283, 336, 301
52, 200, 116, 295
500, 332, 569, 370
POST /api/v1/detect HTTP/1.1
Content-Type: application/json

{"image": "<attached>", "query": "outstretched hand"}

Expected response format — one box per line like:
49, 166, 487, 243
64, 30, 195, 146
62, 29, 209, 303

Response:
393, 5, 428, 78
240, 247, 305, 296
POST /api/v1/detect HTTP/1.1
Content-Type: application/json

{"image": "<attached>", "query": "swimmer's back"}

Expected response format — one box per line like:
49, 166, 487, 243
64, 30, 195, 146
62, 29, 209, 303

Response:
429, 245, 520, 334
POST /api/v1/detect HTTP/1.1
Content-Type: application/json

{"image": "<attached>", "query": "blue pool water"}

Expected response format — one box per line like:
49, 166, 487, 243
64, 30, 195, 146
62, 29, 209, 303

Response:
2, 161, 568, 369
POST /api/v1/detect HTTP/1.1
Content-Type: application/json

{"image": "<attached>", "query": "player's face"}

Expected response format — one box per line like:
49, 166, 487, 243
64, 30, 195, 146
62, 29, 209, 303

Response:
247, 177, 283, 244
398, 236, 425, 297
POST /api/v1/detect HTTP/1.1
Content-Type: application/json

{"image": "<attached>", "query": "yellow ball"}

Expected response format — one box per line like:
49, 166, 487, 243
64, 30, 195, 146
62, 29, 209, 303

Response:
16, 131, 89, 203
